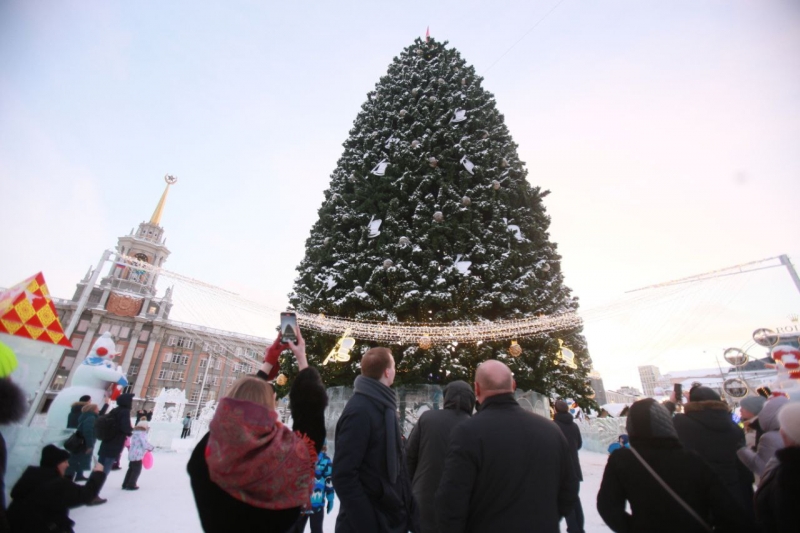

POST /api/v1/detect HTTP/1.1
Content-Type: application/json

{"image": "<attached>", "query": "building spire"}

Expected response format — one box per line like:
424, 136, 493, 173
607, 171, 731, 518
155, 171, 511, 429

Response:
150, 174, 178, 226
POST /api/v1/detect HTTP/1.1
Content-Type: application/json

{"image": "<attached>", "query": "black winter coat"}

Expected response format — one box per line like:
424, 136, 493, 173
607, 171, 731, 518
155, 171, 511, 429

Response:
333, 387, 418, 533
673, 400, 754, 511
66, 402, 87, 429
597, 438, 755, 533
406, 381, 474, 533
69, 410, 99, 472
6, 466, 105, 533
98, 393, 134, 459
0, 433, 7, 533
754, 446, 800, 533
187, 367, 327, 533
435, 393, 579, 533
553, 411, 583, 482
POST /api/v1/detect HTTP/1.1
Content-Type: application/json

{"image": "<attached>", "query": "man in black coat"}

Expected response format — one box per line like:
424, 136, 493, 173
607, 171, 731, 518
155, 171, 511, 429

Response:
554, 400, 584, 533
672, 386, 754, 515
406, 380, 475, 533
7, 445, 106, 533
97, 393, 134, 475
435, 360, 578, 533
332, 347, 419, 533
66, 395, 91, 429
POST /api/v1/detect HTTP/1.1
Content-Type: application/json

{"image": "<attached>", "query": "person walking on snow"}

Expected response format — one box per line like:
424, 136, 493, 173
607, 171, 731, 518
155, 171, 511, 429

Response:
181, 414, 192, 439
123, 420, 154, 490
66, 403, 100, 482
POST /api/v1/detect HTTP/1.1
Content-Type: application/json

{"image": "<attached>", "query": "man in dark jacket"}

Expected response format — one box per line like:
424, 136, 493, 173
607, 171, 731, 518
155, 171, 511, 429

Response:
554, 400, 584, 533
406, 380, 475, 533
435, 360, 578, 533
1, 377, 28, 532
7, 445, 106, 533
97, 393, 134, 479
333, 347, 419, 533
672, 386, 754, 515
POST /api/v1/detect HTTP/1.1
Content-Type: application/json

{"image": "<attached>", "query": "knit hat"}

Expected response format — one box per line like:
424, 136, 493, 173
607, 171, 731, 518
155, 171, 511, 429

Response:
689, 386, 721, 402
626, 398, 678, 439
79, 395, 91, 402
740, 396, 767, 416
778, 402, 800, 446
40, 445, 70, 469
554, 400, 569, 413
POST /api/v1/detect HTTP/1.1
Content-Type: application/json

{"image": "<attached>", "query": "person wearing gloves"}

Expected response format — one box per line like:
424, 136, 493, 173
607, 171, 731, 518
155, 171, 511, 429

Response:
97, 392, 134, 475
7, 445, 106, 533
597, 398, 755, 533
187, 327, 328, 533
754, 402, 800, 532
123, 420, 155, 490
737, 395, 789, 479
740, 395, 767, 449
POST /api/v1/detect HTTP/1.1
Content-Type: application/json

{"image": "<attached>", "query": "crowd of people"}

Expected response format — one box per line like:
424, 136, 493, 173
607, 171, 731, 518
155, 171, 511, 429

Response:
2, 324, 800, 532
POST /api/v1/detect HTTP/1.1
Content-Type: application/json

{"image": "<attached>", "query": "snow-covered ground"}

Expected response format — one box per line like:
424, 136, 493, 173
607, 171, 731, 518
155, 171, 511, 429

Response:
71, 442, 611, 532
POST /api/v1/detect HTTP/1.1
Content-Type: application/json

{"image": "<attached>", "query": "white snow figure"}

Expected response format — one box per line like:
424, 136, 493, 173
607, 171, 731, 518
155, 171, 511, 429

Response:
46, 332, 129, 427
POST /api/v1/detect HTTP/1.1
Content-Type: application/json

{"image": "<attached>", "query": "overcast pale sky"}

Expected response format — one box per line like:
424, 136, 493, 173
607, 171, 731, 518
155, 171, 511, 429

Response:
1, 0, 798, 391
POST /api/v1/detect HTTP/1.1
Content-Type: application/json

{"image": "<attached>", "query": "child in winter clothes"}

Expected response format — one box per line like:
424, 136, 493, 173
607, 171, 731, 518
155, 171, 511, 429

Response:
607, 434, 629, 454
123, 420, 154, 490
293, 444, 335, 533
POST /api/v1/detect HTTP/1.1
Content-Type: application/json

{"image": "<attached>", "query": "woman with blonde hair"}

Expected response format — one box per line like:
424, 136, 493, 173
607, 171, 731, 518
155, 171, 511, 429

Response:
188, 326, 327, 533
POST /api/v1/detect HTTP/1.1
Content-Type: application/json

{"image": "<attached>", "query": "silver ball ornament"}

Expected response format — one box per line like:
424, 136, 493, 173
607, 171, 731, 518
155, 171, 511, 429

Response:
491, 180, 501, 190
411, 140, 420, 149
399, 236, 410, 245
383, 259, 394, 269
433, 211, 444, 222
438, 78, 445, 85
429, 95, 437, 103
501, 158, 509, 168
542, 263, 551, 272
461, 196, 471, 206
399, 109, 407, 117
354, 286, 364, 294
428, 157, 439, 168
412, 88, 419, 96
324, 237, 331, 245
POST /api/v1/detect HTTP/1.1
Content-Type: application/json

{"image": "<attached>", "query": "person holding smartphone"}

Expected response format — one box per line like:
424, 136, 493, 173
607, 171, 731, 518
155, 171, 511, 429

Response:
187, 319, 328, 533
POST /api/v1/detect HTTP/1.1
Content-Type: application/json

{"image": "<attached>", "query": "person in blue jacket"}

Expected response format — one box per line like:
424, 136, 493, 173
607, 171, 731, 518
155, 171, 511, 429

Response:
294, 442, 335, 533
607, 434, 629, 454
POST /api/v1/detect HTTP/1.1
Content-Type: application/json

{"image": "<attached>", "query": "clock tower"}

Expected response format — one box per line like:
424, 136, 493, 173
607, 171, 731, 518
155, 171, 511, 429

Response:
97, 175, 177, 319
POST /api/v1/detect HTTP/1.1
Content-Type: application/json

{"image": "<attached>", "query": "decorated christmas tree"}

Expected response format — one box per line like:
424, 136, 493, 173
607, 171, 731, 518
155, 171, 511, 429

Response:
289, 37, 594, 408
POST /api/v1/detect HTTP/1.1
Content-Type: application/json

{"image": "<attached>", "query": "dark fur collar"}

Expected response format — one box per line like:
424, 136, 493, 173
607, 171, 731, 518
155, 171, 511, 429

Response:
684, 400, 730, 413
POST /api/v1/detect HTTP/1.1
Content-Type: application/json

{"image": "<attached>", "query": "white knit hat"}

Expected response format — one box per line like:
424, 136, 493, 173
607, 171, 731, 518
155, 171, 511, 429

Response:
778, 402, 800, 446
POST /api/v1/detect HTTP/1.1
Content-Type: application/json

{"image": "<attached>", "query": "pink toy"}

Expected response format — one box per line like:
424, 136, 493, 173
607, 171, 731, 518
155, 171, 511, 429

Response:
143, 450, 154, 470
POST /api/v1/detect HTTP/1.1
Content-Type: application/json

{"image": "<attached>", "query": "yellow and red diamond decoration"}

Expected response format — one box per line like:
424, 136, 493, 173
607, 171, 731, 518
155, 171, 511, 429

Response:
0, 272, 72, 347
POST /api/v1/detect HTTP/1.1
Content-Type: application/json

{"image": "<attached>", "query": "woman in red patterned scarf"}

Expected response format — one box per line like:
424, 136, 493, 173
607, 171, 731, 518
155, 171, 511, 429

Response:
188, 327, 328, 533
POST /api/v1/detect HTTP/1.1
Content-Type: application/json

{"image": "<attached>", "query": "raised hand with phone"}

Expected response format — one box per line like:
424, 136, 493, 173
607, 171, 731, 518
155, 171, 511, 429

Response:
261, 312, 308, 380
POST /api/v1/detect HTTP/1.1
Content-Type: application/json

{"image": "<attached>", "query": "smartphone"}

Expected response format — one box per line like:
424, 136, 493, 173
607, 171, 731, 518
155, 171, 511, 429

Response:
674, 383, 683, 404
280, 312, 298, 344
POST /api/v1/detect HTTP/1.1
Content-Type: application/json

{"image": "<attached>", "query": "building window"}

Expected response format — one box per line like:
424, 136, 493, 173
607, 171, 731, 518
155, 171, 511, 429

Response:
167, 336, 177, 346
190, 390, 200, 403
128, 364, 139, 376
70, 338, 83, 352
199, 358, 207, 368
77, 320, 89, 333
207, 391, 216, 401
174, 371, 184, 382
60, 356, 76, 371
98, 323, 111, 335
215, 359, 222, 370
134, 347, 145, 359
139, 330, 150, 342
179, 355, 189, 366
177, 338, 194, 349
163, 352, 172, 363
109, 324, 121, 337
119, 326, 130, 339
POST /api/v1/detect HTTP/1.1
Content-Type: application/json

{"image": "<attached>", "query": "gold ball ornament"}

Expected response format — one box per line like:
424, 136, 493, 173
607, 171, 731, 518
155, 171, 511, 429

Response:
508, 341, 522, 357
418, 336, 432, 350
276, 374, 288, 386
